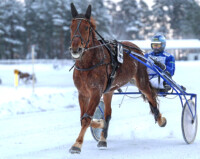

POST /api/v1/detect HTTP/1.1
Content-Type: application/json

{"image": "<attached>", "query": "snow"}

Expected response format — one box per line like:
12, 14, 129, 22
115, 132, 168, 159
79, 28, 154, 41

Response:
0, 60, 200, 159
53, 19, 65, 26
15, 26, 26, 32
63, 26, 69, 31
0, 29, 4, 35
4, 37, 22, 45
126, 26, 139, 32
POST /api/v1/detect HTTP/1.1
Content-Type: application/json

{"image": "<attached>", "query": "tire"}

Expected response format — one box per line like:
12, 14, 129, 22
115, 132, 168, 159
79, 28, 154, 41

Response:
90, 101, 105, 142
181, 100, 198, 144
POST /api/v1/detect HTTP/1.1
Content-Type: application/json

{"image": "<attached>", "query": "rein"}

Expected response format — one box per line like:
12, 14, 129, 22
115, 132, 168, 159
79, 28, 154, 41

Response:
84, 42, 113, 52
69, 41, 112, 72
70, 17, 146, 94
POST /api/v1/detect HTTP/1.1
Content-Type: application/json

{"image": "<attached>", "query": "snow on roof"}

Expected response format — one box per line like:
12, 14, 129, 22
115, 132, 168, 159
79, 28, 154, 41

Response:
127, 39, 200, 49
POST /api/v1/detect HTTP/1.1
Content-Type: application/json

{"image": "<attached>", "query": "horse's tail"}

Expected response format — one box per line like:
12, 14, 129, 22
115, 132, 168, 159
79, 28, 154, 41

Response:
135, 59, 158, 105
149, 84, 159, 106
141, 84, 158, 102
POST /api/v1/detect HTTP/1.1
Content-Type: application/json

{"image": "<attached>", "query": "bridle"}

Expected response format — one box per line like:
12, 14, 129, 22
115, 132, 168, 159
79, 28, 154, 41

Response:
69, 18, 93, 54
69, 17, 108, 71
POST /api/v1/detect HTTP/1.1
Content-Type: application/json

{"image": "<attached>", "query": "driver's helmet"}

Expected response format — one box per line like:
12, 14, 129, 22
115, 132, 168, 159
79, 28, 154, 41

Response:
151, 34, 166, 54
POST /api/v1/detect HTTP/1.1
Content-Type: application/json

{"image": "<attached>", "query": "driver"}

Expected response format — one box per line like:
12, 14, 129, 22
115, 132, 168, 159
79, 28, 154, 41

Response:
144, 34, 175, 91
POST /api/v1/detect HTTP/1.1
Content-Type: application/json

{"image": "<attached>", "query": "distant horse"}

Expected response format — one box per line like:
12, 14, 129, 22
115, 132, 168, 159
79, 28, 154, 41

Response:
69, 3, 166, 154
14, 69, 36, 84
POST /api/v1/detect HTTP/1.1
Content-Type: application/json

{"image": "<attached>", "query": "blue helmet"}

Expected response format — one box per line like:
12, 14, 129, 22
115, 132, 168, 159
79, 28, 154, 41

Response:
151, 34, 166, 54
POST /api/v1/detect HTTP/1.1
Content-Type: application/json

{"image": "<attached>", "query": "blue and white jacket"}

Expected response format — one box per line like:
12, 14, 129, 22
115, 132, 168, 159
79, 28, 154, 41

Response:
144, 51, 175, 78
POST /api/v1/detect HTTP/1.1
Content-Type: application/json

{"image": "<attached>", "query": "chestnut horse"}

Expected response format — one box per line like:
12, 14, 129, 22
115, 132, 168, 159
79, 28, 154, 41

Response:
69, 3, 166, 154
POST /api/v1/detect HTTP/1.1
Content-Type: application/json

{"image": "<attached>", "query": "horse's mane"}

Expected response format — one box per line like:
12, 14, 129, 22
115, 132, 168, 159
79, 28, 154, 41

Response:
90, 17, 96, 39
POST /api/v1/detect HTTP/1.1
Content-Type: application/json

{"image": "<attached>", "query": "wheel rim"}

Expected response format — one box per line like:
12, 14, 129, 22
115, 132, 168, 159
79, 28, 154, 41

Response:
90, 101, 105, 142
181, 100, 198, 144
90, 127, 102, 142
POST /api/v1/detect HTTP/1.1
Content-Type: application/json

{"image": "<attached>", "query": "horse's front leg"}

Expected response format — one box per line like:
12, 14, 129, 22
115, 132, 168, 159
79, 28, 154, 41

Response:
97, 92, 113, 148
69, 91, 101, 154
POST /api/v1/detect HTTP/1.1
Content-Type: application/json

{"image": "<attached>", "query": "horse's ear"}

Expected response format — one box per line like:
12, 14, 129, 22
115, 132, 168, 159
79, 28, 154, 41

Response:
71, 3, 78, 18
85, 4, 91, 19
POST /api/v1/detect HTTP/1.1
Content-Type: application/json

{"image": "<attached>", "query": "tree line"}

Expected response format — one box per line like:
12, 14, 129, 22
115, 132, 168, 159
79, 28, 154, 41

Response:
0, 0, 199, 59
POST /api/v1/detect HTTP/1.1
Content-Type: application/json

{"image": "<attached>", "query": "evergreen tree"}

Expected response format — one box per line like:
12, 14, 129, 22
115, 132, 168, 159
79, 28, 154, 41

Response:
88, 0, 112, 39
187, 2, 200, 38
151, 0, 170, 37
106, 0, 123, 39
0, 0, 25, 59
117, 0, 138, 40
25, 0, 66, 59
138, 0, 153, 39
0, 0, 200, 59
152, 0, 200, 39
168, 0, 200, 38
115, 0, 150, 40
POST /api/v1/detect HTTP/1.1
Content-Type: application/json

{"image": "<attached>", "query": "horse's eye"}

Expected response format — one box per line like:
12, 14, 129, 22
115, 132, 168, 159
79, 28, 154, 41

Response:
85, 26, 88, 31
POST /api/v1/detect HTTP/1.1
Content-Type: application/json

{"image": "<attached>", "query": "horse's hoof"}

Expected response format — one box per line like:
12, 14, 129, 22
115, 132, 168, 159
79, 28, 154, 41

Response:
158, 117, 167, 127
69, 146, 81, 154
97, 141, 107, 149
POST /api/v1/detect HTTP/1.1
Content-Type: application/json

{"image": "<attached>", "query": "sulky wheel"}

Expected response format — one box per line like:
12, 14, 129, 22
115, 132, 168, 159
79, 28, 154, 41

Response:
181, 100, 198, 144
90, 100, 105, 142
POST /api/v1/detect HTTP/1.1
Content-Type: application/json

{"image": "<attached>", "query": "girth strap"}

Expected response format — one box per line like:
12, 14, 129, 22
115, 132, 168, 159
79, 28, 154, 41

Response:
103, 64, 118, 93
75, 58, 105, 71
101, 41, 119, 93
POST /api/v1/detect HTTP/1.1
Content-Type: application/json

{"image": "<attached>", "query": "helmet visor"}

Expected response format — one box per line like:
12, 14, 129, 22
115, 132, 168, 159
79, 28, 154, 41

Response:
152, 43, 161, 49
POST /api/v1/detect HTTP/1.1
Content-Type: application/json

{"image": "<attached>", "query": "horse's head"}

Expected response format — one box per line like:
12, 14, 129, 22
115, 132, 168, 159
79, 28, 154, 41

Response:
69, 3, 93, 59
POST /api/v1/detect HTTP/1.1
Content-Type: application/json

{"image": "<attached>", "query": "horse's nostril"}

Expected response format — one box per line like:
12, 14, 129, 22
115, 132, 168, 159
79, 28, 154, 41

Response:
69, 47, 79, 53
78, 48, 82, 52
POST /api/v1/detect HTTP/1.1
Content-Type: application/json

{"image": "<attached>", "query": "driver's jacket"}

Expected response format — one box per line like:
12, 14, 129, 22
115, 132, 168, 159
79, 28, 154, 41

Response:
144, 51, 175, 79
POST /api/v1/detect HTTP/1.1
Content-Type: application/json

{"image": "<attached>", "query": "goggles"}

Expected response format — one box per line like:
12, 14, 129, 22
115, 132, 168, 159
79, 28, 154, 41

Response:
152, 43, 161, 48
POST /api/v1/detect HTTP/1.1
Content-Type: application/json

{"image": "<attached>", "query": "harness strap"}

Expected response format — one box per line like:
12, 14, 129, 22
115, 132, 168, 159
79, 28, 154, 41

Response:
71, 20, 85, 45
70, 17, 119, 93
103, 64, 118, 93
97, 40, 119, 93
71, 18, 92, 52
75, 58, 105, 71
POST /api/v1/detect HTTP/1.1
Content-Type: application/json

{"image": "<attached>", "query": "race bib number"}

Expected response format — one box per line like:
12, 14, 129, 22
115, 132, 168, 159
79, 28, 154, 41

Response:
117, 43, 123, 63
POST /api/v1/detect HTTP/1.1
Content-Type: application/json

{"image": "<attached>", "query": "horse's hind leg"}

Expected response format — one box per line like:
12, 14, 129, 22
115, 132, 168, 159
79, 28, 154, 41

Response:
143, 89, 166, 127
144, 88, 167, 127
135, 67, 166, 127
97, 92, 113, 148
